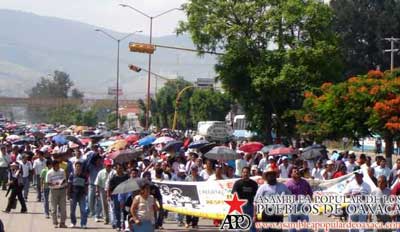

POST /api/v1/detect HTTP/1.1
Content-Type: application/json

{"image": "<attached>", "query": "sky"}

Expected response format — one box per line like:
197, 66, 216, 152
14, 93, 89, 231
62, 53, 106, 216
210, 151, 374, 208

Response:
0, 0, 188, 37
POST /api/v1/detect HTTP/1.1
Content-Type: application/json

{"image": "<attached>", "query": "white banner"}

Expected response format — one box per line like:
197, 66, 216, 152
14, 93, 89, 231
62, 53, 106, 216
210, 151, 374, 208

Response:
154, 170, 377, 220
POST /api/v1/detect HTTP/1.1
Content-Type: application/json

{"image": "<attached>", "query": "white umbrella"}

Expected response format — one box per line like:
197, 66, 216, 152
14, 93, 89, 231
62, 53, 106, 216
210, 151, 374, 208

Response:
6, 135, 20, 141
45, 132, 58, 138
112, 178, 149, 195
152, 136, 174, 145
204, 146, 240, 160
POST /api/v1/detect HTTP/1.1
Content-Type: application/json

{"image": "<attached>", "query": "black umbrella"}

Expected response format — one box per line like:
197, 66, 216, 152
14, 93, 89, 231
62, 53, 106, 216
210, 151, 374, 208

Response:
199, 142, 218, 154
302, 144, 327, 160
188, 140, 209, 149
162, 140, 183, 152
108, 149, 142, 164
66, 135, 83, 146
90, 135, 104, 143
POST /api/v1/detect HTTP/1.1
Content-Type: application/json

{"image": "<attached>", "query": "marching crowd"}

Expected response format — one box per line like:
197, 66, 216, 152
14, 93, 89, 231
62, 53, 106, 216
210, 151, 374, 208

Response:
1, 125, 400, 232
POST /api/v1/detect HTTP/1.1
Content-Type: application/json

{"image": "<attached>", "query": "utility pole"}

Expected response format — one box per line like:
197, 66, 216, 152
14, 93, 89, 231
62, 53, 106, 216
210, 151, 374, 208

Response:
383, 37, 400, 71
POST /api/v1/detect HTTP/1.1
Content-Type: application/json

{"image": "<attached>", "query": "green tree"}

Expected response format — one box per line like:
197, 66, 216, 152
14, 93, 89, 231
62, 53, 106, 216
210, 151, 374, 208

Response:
106, 113, 127, 130
298, 69, 400, 166
330, 0, 400, 76
71, 88, 84, 99
179, 0, 343, 143
189, 89, 231, 123
153, 78, 194, 129
137, 98, 157, 128
27, 70, 84, 123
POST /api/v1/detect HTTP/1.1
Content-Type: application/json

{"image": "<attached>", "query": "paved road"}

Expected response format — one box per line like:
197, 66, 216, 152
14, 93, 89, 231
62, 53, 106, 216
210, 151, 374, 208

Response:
0, 187, 215, 232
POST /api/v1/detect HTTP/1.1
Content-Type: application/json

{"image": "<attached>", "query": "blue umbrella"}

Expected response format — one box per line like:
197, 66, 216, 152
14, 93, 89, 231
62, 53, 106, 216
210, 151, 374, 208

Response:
138, 136, 156, 146
52, 134, 68, 145
162, 140, 183, 152
188, 140, 209, 149
99, 140, 114, 148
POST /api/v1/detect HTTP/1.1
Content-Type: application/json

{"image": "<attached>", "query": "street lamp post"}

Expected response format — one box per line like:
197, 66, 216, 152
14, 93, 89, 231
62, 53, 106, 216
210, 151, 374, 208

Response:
172, 85, 195, 130
120, 4, 182, 130
95, 29, 142, 130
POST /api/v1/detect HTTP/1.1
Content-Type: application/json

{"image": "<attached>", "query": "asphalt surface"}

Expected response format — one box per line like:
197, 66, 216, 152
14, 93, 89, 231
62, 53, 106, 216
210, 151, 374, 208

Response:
0, 186, 216, 232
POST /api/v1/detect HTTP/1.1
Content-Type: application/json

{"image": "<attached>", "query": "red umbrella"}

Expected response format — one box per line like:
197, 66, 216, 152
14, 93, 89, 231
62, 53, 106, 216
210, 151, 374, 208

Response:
80, 138, 91, 145
269, 147, 295, 156
125, 135, 139, 143
239, 142, 264, 153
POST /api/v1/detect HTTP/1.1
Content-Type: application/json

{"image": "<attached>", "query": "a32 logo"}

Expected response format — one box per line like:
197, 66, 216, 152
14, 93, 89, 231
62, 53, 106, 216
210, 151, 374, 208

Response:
220, 192, 252, 231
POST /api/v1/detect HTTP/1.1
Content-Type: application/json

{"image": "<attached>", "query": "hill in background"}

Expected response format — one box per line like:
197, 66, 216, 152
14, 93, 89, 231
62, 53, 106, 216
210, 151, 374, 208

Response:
0, 9, 217, 99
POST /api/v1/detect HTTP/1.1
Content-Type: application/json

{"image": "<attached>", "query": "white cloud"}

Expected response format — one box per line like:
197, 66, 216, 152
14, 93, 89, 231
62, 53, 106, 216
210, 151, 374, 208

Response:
0, 0, 187, 36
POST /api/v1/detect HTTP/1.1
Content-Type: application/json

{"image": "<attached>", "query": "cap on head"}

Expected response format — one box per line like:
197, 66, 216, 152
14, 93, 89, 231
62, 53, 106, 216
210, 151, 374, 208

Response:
104, 159, 113, 166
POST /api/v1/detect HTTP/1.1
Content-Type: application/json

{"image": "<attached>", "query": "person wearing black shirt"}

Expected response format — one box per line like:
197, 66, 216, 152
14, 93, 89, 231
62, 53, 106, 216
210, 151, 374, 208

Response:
68, 162, 88, 228
107, 163, 129, 231
232, 166, 258, 232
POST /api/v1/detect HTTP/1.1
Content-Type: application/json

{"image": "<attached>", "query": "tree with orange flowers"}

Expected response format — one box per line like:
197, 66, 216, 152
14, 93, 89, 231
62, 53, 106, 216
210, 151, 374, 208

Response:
298, 69, 400, 165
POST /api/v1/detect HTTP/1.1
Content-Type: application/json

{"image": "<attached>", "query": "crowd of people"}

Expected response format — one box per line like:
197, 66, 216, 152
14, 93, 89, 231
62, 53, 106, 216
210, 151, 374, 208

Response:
1, 124, 400, 232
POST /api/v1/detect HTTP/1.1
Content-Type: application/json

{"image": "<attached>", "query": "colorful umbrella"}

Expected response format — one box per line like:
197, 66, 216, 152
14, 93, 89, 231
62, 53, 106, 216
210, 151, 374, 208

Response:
138, 136, 156, 146
80, 138, 91, 145
188, 140, 209, 149
99, 140, 114, 148
302, 144, 327, 160
269, 147, 295, 156
108, 149, 141, 164
45, 132, 58, 138
108, 139, 128, 151
52, 134, 68, 145
261, 144, 286, 154
162, 140, 183, 152
112, 178, 150, 195
66, 135, 83, 146
239, 142, 264, 153
125, 134, 139, 143
6, 135, 20, 141
199, 143, 218, 154
152, 136, 174, 145
204, 146, 240, 160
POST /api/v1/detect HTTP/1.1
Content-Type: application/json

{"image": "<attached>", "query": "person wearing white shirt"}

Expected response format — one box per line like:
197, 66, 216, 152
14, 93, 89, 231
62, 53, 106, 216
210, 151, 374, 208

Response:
343, 169, 371, 232
278, 156, 291, 178
235, 154, 248, 177
199, 159, 214, 181
374, 159, 391, 180
207, 164, 227, 181
18, 154, 32, 200
33, 152, 47, 202
185, 153, 198, 174
345, 153, 357, 173
257, 153, 269, 172
0, 146, 10, 190
69, 149, 86, 168
311, 160, 324, 180
321, 160, 335, 180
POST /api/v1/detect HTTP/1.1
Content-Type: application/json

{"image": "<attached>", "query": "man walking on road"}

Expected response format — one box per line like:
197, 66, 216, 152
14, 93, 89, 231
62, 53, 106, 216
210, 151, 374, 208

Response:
95, 158, 113, 225
46, 159, 67, 228
232, 166, 258, 232
68, 161, 88, 229
33, 151, 46, 202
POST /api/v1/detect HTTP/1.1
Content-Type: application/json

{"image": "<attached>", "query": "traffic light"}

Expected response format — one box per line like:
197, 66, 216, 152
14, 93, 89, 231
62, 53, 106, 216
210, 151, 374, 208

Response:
128, 64, 142, 72
129, 43, 156, 54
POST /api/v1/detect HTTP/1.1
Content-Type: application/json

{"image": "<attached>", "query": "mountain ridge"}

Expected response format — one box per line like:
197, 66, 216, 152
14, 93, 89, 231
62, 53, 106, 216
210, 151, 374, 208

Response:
0, 9, 217, 99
